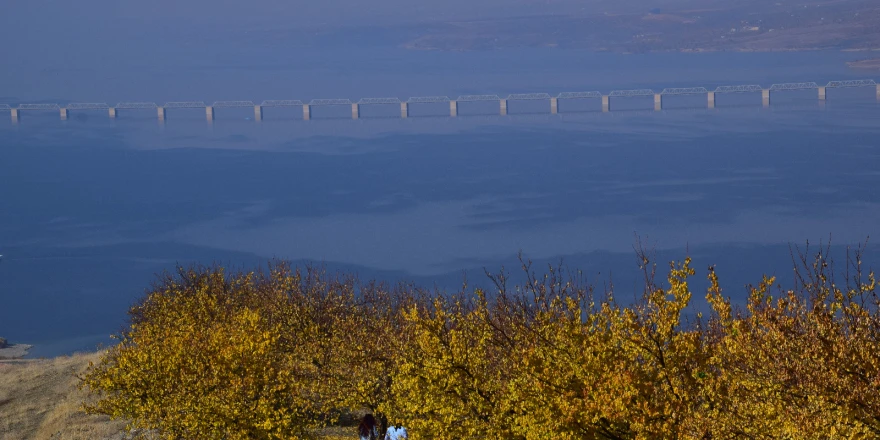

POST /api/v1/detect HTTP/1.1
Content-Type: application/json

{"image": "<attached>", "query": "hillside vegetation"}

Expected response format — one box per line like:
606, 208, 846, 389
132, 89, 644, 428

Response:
78, 244, 880, 439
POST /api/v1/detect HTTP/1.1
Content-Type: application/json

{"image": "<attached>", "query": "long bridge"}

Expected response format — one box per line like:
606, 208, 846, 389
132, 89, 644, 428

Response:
5, 79, 878, 123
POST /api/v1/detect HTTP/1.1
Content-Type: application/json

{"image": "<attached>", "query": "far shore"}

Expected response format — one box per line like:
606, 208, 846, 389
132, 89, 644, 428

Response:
847, 58, 880, 70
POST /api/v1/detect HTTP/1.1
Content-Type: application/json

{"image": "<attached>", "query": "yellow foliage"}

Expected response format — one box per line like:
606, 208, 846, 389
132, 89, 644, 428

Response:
83, 266, 333, 439
82, 248, 880, 439
390, 293, 517, 438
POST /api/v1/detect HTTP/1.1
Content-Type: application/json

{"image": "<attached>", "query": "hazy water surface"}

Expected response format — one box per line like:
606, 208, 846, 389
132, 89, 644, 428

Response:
1, 47, 879, 356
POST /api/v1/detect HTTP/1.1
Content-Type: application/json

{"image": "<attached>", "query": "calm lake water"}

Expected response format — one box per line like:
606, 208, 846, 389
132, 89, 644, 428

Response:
1, 46, 879, 356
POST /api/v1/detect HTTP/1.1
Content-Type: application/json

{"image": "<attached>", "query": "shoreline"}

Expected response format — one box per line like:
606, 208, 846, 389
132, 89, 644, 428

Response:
402, 43, 880, 55
847, 58, 880, 70
0, 343, 33, 360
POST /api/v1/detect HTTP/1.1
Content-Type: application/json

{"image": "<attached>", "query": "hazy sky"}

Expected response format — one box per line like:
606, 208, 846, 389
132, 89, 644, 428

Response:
2, 0, 572, 29
0, 0, 711, 102
0, 0, 581, 76
1, 0, 722, 31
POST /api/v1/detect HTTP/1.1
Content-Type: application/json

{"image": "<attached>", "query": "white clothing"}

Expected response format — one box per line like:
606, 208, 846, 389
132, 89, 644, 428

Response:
384, 426, 408, 440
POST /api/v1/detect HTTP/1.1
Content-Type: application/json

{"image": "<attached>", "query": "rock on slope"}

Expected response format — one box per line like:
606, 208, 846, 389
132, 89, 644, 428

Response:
0, 337, 33, 360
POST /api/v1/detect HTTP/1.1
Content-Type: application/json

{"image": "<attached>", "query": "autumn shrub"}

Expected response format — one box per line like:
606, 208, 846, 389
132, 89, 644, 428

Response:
389, 257, 714, 439
83, 264, 364, 439
83, 246, 880, 439
384, 246, 880, 439
703, 244, 880, 438
389, 292, 519, 438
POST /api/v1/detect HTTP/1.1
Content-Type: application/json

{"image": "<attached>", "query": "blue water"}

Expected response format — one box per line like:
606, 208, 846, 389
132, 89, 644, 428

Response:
1, 47, 879, 357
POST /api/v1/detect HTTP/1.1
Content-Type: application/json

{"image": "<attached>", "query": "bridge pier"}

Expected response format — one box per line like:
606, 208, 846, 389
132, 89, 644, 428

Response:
60, 108, 68, 120
602, 95, 610, 112
876, 84, 880, 101
762, 89, 771, 108
818, 86, 826, 101
157, 107, 165, 121
303, 104, 310, 121
550, 97, 558, 114
707, 92, 715, 109
450, 100, 457, 117
400, 102, 408, 118
108, 108, 117, 119
205, 106, 214, 121
10, 108, 18, 124
254, 105, 262, 121
654, 94, 662, 111
351, 103, 359, 120
500, 99, 507, 115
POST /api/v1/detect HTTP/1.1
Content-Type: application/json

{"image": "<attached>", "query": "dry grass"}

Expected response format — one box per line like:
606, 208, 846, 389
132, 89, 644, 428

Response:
0, 351, 127, 440
0, 351, 360, 440
312, 426, 359, 439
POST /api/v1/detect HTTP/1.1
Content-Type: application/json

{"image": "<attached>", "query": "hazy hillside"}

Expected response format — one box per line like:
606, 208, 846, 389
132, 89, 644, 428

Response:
393, 0, 880, 52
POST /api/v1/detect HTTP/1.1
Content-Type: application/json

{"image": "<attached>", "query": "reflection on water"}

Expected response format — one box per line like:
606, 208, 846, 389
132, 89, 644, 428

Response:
1, 50, 879, 356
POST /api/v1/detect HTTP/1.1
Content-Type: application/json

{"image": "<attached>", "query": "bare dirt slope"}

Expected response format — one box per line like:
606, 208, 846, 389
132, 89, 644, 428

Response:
0, 352, 358, 440
0, 352, 127, 440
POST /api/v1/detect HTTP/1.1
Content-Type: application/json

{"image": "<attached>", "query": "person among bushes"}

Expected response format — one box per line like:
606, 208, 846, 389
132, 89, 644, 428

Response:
384, 425, 407, 440
358, 414, 378, 440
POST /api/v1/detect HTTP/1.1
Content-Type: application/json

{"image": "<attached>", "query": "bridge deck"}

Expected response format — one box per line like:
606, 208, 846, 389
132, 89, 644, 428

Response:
7, 78, 877, 121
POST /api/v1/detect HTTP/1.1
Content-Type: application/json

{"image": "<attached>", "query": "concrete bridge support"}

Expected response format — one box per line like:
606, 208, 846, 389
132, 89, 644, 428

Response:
400, 102, 408, 118
351, 103, 359, 119
707, 92, 715, 109
254, 105, 262, 121
550, 97, 558, 114
108, 108, 117, 119
205, 106, 214, 122
654, 94, 662, 111
602, 95, 610, 112
10, 108, 18, 124
60, 108, 68, 120
762, 89, 771, 108
500, 99, 507, 115
876, 84, 880, 101
303, 104, 310, 121
157, 107, 165, 121
450, 100, 458, 117
818, 86, 826, 101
